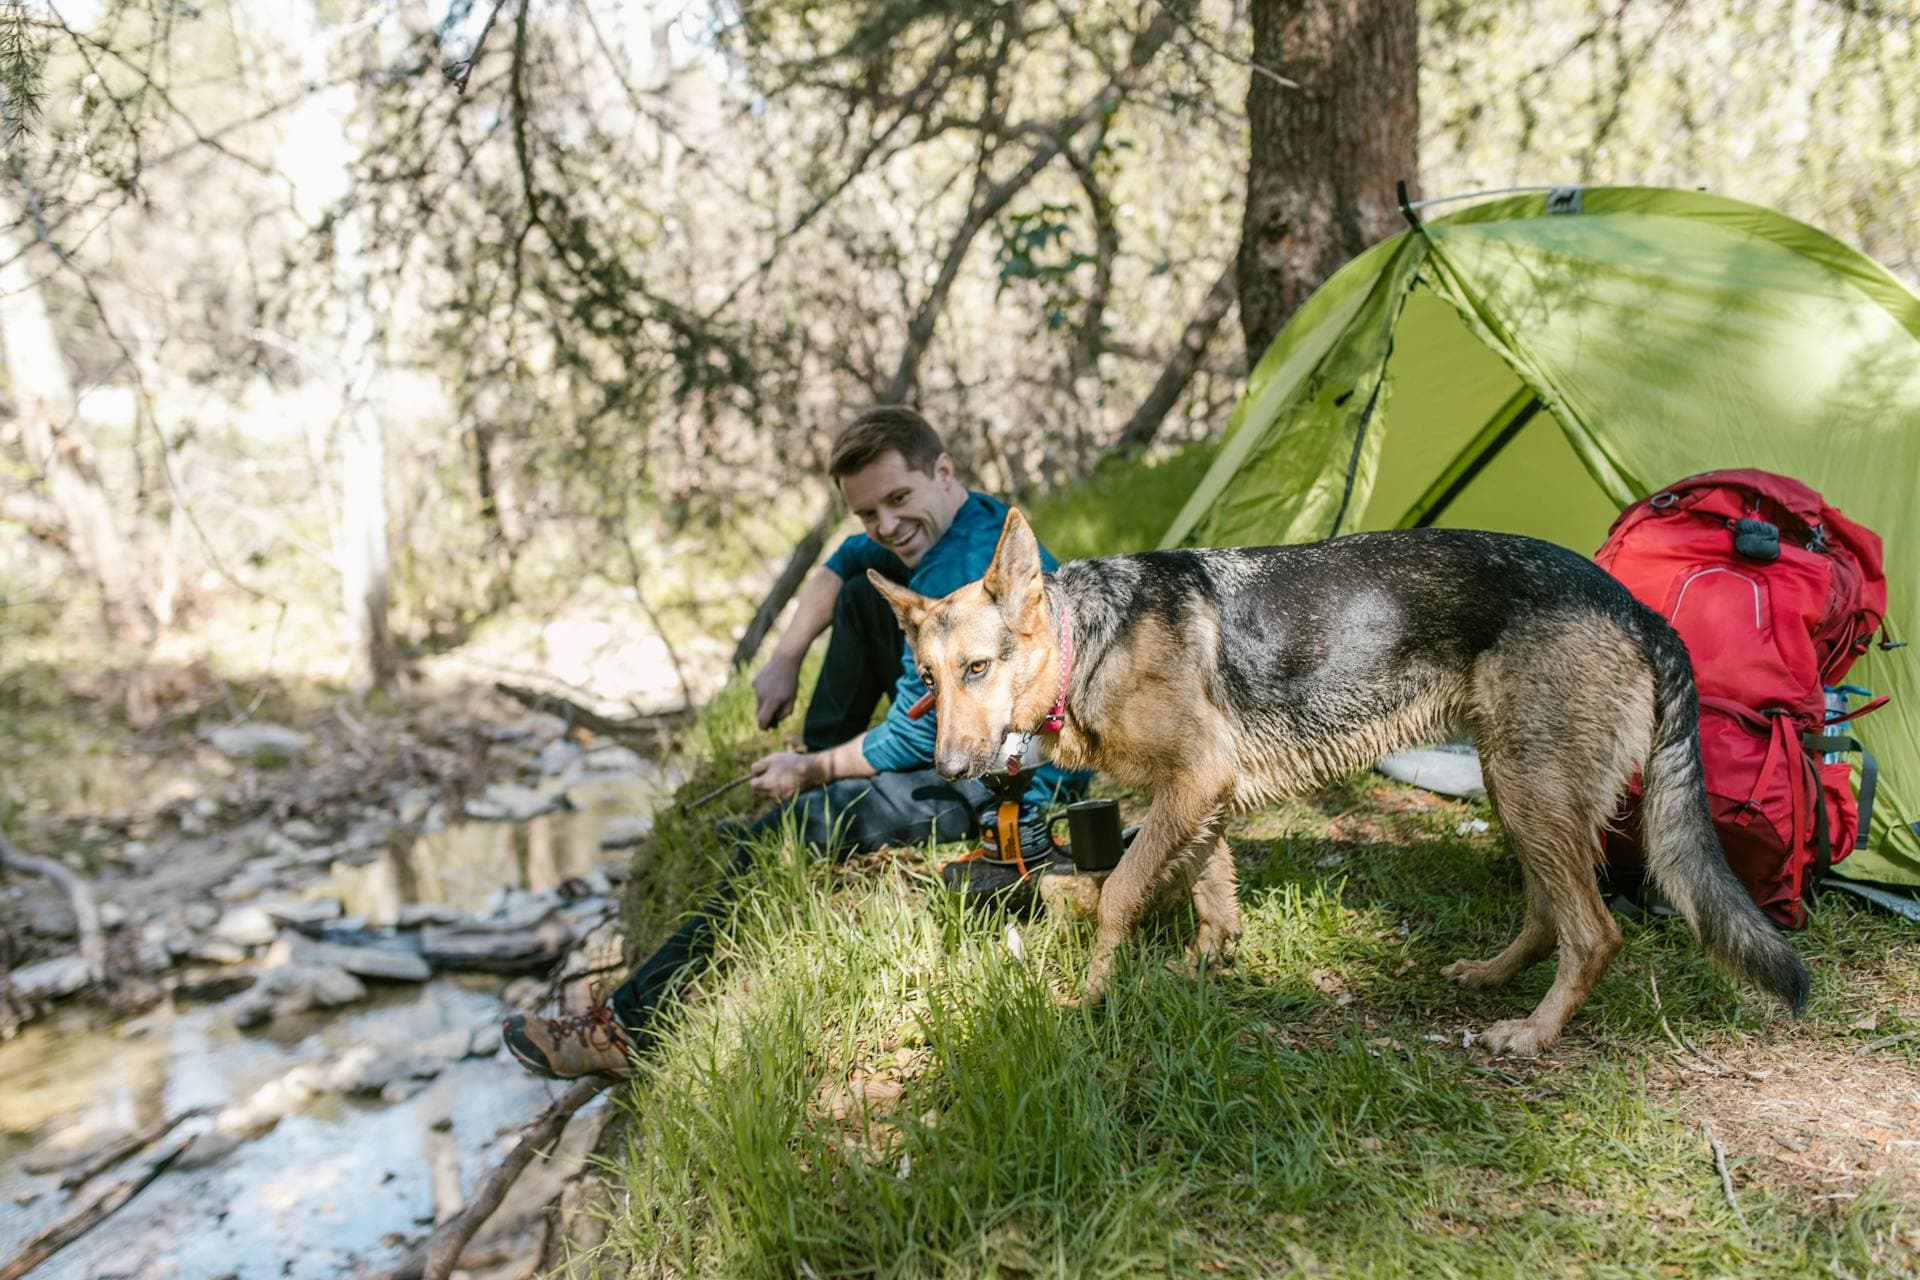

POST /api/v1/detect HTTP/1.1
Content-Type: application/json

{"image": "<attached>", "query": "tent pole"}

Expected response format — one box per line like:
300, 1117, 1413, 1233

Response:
1398, 387, 1544, 529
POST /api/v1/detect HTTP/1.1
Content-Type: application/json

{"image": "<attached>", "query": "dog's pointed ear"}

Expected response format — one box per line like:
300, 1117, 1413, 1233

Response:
982, 507, 1045, 628
867, 569, 931, 640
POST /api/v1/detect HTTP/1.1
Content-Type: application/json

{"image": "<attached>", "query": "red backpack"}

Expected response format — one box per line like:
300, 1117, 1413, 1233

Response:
1595, 469, 1889, 928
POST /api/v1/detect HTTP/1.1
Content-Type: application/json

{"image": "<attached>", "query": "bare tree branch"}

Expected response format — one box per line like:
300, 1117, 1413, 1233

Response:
0, 828, 105, 984
445, 0, 512, 93
879, 11, 1177, 404
1110, 261, 1236, 454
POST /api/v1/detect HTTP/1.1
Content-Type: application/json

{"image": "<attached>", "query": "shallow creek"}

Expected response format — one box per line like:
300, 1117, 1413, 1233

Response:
0, 769, 675, 1278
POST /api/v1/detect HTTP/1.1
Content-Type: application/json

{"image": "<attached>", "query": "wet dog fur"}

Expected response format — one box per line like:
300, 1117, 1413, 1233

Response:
870, 510, 1808, 1056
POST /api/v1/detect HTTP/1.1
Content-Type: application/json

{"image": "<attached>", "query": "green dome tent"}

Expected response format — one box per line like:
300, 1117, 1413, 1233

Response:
1164, 185, 1920, 887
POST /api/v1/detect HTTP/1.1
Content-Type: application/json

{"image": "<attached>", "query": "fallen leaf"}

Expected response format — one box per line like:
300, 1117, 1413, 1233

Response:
1309, 967, 1348, 996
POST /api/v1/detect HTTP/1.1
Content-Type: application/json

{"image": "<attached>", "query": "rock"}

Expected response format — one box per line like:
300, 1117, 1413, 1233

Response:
176, 1129, 244, 1170
394, 787, 438, 826
265, 897, 344, 927
322, 1045, 391, 1094
171, 968, 259, 1001
380, 1078, 430, 1104
227, 964, 367, 1027
213, 906, 279, 948
467, 1021, 503, 1058
254, 830, 308, 863
536, 738, 584, 775
397, 903, 464, 928
183, 902, 219, 931
283, 934, 431, 982
26, 902, 78, 939
342, 818, 395, 853
281, 819, 326, 843
500, 976, 546, 1011
419, 910, 571, 973
13, 954, 93, 999
465, 783, 568, 822
582, 744, 648, 774
98, 902, 130, 930
136, 940, 174, 974
599, 814, 653, 851
417, 1026, 476, 1064
205, 723, 309, 762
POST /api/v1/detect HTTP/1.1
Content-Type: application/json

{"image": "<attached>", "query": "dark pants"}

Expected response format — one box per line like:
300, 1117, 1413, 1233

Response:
800, 569, 907, 751
609, 575, 987, 1039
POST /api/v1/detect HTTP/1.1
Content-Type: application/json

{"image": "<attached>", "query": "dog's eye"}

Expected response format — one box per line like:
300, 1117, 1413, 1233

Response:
966, 659, 990, 677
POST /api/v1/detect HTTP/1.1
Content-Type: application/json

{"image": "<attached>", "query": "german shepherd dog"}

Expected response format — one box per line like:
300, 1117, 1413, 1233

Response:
870, 510, 1808, 1056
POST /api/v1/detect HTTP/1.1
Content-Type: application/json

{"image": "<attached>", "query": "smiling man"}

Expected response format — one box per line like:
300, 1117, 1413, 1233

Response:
503, 406, 1086, 1078
747, 407, 1077, 806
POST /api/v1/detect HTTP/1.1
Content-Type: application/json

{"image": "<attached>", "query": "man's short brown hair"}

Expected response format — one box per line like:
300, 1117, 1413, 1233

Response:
828, 406, 947, 480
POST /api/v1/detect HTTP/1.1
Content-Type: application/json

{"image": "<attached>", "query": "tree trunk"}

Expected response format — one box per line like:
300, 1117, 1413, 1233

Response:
1237, 0, 1419, 361
333, 155, 395, 695
0, 197, 154, 641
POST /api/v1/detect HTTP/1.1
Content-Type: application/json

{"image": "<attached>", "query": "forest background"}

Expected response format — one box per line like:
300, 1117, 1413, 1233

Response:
1, 0, 1916, 803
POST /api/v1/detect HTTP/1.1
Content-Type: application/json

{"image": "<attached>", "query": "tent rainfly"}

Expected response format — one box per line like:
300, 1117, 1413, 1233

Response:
1164, 185, 1920, 886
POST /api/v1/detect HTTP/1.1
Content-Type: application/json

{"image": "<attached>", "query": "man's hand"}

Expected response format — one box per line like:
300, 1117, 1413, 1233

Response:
749, 750, 818, 801
752, 654, 802, 730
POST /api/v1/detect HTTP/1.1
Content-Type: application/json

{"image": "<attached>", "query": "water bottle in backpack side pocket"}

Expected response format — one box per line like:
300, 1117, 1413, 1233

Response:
1822, 685, 1874, 763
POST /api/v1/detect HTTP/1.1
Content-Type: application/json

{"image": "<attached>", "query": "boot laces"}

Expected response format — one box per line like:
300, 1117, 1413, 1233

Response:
544, 983, 623, 1051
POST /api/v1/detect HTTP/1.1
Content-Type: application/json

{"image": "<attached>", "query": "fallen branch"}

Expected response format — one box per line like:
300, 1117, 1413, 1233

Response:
492, 682, 691, 744
1650, 970, 1731, 1076
0, 1133, 194, 1280
1855, 1030, 1919, 1055
0, 830, 106, 984
383, 1076, 612, 1280
1701, 1122, 1752, 1237
58, 1107, 209, 1191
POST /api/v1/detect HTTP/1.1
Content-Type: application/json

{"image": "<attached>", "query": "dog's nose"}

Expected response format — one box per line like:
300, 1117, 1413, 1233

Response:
935, 750, 973, 780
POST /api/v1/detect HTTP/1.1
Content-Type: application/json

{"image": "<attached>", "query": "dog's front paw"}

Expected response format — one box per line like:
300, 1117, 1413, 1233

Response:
1441, 957, 1505, 989
1054, 980, 1105, 1010
1176, 926, 1239, 978
1475, 1018, 1556, 1058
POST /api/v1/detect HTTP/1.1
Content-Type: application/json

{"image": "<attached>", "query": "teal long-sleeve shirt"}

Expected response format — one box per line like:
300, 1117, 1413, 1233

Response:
823, 492, 1087, 810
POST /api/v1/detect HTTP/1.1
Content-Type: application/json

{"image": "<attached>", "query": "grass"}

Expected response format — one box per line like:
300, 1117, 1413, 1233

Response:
1022, 439, 1221, 562
599, 709, 1920, 1279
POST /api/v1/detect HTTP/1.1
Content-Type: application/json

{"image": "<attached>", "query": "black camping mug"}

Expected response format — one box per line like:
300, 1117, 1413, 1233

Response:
1064, 798, 1126, 873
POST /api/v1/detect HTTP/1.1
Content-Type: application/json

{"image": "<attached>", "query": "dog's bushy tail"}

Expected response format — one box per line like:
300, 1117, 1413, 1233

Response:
1636, 616, 1810, 1012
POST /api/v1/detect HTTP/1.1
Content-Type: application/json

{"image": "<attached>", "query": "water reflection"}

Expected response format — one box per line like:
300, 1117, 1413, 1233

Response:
328, 770, 676, 924
0, 983, 590, 1278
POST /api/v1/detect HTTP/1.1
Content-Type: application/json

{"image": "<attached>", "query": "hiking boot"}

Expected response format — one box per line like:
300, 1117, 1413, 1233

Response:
941, 841, 1073, 909
502, 1000, 639, 1079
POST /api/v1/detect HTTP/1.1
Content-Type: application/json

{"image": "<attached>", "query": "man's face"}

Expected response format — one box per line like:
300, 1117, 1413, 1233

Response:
838, 449, 960, 570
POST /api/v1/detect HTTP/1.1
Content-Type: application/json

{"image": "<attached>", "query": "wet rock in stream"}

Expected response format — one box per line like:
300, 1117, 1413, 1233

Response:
226, 964, 367, 1028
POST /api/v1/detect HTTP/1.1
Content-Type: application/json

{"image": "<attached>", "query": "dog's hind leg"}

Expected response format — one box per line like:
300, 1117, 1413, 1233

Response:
1440, 854, 1556, 991
1182, 832, 1242, 978
1456, 629, 1649, 1056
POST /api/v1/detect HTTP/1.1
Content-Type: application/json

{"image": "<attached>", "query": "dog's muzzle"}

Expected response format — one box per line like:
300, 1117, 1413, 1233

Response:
937, 731, 1044, 781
